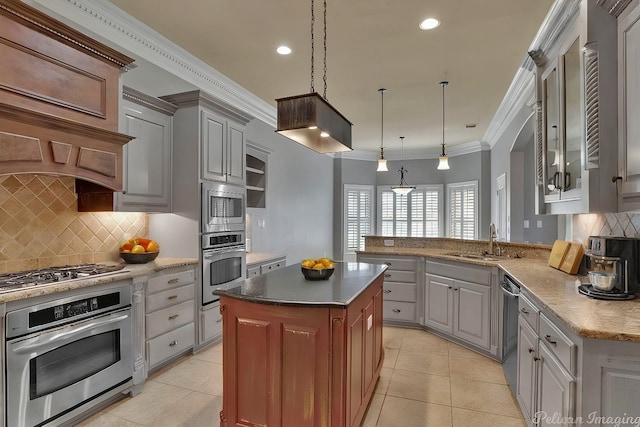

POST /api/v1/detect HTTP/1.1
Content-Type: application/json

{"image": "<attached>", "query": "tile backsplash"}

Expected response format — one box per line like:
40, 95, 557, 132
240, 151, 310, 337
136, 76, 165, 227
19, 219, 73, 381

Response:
572, 212, 640, 244
0, 174, 147, 274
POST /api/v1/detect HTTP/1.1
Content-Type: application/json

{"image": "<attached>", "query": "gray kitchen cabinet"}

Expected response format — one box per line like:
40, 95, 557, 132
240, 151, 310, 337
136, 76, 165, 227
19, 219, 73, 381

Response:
424, 259, 493, 353
618, 2, 640, 211
357, 255, 419, 325
145, 267, 196, 371
116, 87, 177, 212
424, 273, 491, 351
201, 109, 245, 185
533, 0, 618, 214
200, 301, 223, 344
246, 254, 286, 278
516, 292, 576, 427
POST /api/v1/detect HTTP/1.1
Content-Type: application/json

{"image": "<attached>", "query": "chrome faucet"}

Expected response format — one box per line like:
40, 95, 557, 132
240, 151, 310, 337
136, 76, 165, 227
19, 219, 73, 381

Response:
488, 223, 497, 255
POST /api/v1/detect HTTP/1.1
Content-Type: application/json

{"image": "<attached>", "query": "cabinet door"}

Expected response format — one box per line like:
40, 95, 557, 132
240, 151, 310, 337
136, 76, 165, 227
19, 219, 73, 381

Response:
517, 318, 538, 422
201, 110, 226, 182
601, 358, 640, 421
118, 100, 172, 211
226, 122, 245, 185
424, 274, 454, 334
453, 280, 491, 350
537, 343, 575, 427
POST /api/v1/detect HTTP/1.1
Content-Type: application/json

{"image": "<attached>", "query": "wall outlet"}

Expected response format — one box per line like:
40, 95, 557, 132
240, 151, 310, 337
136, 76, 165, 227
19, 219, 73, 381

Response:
524, 220, 530, 229
384, 239, 394, 247
257, 219, 266, 228
537, 220, 543, 228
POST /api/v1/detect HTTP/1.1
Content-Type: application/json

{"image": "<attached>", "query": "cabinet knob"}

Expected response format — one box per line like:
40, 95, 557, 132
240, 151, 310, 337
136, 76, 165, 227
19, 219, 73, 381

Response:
528, 347, 535, 354
383, 289, 392, 293
384, 262, 392, 266
169, 340, 178, 347
520, 308, 529, 314
216, 318, 223, 323
533, 356, 541, 362
544, 335, 557, 345
169, 314, 179, 320
392, 308, 401, 313
453, 288, 458, 291
384, 273, 391, 278
448, 286, 453, 289
168, 278, 179, 284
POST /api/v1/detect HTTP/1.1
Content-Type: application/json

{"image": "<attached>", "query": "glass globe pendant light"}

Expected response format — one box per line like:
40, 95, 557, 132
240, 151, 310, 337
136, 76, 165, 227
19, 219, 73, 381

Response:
437, 81, 450, 170
391, 137, 415, 195
377, 88, 389, 171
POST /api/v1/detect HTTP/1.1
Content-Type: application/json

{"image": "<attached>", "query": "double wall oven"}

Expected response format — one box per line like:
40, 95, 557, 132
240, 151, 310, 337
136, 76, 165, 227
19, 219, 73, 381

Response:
3, 276, 133, 427
201, 182, 246, 306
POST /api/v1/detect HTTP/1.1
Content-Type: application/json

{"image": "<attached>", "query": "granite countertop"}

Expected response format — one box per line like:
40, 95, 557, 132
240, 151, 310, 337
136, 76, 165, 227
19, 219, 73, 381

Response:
214, 261, 387, 307
0, 257, 198, 303
246, 252, 286, 266
358, 246, 640, 343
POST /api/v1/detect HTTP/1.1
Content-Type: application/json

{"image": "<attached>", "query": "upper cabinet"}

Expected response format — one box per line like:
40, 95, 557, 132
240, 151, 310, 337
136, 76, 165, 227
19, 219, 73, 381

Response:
246, 143, 269, 209
618, 1, 640, 211
533, 0, 619, 214
162, 91, 251, 187
116, 87, 177, 212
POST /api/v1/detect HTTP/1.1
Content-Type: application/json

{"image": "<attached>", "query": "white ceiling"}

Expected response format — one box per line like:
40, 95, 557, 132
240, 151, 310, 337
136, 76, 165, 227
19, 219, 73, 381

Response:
109, 0, 554, 155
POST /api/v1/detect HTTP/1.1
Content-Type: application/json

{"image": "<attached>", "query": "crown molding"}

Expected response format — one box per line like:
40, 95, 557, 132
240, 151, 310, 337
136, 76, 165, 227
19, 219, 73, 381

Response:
597, 0, 634, 17
23, 0, 277, 127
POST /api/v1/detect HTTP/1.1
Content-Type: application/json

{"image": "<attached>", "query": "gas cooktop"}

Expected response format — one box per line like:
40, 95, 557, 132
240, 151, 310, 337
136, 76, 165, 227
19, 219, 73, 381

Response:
0, 264, 126, 291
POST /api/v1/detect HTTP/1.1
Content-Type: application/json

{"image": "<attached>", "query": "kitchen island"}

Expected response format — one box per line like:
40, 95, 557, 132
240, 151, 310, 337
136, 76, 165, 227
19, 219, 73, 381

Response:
214, 261, 387, 427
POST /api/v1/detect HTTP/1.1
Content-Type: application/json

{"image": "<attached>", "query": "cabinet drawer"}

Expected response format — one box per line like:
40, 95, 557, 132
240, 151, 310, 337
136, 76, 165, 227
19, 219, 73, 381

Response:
518, 294, 539, 333
383, 301, 416, 322
360, 256, 416, 271
201, 302, 223, 343
148, 269, 195, 293
146, 284, 194, 313
146, 300, 194, 339
261, 258, 285, 274
540, 313, 576, 375
147, 322, 195, 368
247, 266, 261, 278
383, 270, 415, 283
382, 282, 416, 302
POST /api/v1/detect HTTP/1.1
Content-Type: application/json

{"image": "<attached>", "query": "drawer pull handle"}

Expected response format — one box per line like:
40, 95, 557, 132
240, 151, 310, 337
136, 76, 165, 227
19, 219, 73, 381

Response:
383, 289, 392, 293
167, 295, 178, 300
544, 335, 557, 345
169, 340, 178, 347
384, 274, 391, 278
168, 278, 179, 284
392, 309, 401, 313
520, 308, 529, 314
216, 319, 223, 323
528, 347, 535, 354
384, 262, 392, 266
169, 314, 179, 320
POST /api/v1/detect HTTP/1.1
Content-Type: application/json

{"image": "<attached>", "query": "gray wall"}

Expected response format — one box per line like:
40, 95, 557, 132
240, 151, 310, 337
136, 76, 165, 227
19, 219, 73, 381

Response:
245, 119, 334, 264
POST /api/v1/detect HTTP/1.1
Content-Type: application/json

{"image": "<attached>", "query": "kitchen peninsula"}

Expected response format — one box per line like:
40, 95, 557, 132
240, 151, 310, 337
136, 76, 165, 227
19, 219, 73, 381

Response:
214, 262, 387, 427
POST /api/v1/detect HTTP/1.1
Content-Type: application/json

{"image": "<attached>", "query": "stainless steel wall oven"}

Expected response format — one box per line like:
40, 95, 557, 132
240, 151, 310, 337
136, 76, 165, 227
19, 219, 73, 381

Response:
5, 284, 133, 427
201, 231, 246, 305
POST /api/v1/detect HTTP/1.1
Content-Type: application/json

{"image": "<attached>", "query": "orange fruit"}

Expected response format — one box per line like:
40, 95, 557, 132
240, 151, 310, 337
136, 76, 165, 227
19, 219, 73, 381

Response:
131, 244, 145, 254
146, 241, 159, 252
301, 259, 315, 269
313, 263, 325, 270
320, 258, 333, 268
120, 242, 133, 251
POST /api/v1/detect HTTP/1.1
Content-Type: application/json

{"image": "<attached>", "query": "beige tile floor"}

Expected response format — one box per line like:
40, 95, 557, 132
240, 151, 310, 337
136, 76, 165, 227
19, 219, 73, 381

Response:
78, 327, 524, 427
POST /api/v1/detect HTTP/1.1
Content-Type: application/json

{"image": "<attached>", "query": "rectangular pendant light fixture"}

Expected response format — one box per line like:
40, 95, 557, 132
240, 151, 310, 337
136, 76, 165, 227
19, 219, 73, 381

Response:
276, 92, 352, 153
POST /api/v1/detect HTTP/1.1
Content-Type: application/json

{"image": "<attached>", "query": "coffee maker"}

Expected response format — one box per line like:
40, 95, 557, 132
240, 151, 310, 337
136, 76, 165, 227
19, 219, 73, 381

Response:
579, 236, 640, 300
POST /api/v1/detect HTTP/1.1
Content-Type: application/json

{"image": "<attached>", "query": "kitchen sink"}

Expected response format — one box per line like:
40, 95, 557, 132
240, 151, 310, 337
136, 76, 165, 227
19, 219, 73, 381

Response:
445, 252, 498, 261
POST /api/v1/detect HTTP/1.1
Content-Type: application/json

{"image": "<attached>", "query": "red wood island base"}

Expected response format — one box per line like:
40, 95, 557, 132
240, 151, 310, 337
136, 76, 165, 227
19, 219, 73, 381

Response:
214, 262, 386, 427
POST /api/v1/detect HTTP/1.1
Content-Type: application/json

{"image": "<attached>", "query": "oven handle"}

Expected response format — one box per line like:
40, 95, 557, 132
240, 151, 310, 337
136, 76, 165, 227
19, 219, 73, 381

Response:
203, 246, 246, 257
11, 310, 130, 354
500, 279, 520, 299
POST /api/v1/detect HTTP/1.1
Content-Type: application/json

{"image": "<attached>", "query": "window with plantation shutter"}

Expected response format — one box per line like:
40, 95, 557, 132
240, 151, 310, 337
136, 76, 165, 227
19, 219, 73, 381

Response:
377, 185, 443, 237
344, 185, 373, 255
447, 181, 478, 239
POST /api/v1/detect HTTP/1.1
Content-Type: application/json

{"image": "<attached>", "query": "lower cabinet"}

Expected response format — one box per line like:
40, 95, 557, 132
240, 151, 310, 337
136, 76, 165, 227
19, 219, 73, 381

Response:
516, 292, 576, 427
145, 267, 196, 371
200, 301, 223, 344
246, 255, 286, 278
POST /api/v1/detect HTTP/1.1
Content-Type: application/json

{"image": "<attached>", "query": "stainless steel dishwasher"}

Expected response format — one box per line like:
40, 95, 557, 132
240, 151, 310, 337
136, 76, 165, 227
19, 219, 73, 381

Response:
500, 274, 520, 396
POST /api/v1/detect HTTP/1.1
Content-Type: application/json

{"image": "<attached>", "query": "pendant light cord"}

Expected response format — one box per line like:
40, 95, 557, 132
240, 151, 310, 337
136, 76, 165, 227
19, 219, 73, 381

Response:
310, 0, 328, 99
379, 88, 386, 152
440, 81, 448, 156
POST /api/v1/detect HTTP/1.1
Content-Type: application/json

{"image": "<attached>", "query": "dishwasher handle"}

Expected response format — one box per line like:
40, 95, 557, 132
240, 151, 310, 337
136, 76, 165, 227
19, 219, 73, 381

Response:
500, 279, 520, 299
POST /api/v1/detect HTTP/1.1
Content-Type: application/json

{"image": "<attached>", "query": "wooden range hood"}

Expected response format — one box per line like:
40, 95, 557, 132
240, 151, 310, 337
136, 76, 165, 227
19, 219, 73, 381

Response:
0, 0, 135, 211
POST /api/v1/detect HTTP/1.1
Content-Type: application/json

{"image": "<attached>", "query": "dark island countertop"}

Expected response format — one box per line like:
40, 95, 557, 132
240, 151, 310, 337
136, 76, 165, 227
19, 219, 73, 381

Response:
214, 261, 387, 307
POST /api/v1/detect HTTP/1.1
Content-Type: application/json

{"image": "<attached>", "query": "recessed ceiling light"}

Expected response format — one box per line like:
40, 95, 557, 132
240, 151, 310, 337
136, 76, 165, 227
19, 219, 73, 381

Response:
276, 46, 292, 55
419, 18, 440, 30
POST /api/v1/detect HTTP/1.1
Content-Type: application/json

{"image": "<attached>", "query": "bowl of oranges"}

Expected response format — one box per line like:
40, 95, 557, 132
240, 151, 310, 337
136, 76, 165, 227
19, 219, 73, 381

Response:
301, 258, 335, 281
119, 238, 160, 264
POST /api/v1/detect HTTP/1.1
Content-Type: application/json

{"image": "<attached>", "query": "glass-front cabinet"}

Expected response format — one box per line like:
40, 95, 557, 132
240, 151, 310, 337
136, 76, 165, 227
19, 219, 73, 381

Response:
534, 0, 618, 215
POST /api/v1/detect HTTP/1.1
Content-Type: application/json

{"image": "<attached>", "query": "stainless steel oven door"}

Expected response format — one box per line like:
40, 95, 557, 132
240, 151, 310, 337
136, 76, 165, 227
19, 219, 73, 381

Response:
202, 245, 246, 305
6, 307, 133, 427
201, 182, 245, 233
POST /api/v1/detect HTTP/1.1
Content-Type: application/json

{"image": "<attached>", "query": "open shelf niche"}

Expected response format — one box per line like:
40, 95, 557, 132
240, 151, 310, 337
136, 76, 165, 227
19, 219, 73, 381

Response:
246, 142, 269, 208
